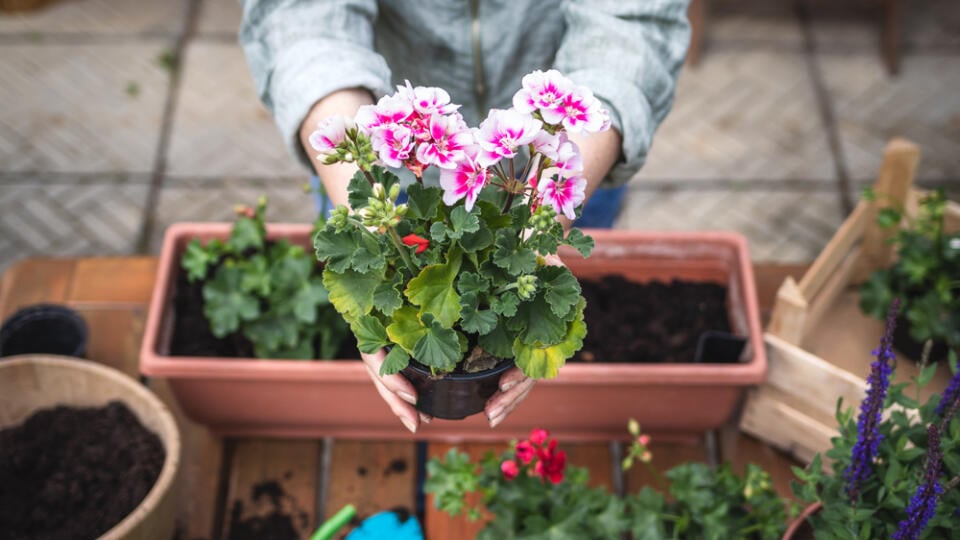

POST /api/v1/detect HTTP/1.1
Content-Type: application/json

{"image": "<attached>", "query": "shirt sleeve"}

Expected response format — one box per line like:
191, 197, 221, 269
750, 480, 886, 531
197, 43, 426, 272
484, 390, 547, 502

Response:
239, 0, 394, 170
554, 0, 690, 176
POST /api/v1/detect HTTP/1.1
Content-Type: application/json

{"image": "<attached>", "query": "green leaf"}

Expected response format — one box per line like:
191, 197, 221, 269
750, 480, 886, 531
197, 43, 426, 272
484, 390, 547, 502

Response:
270, 255, 312, 292
459, 292, 497, 335
346, 167, 399, 210
478, 323, 513, 358
238, 254, 271, 296
562, 228, 594, 257
877, 207, 901, 229
263, 337, 314, 360
513, 299, 585, 378
490, 291, 519, 317
322, 267, 382, 325
492, 230, 537, 275
314, 228, 384, 273
917, 361, 939, 387
456, 272, 490, 296
405, 183, 442, 220
447, 206, 480, 239
413, 314, 461, 370
373, 279, 403, 316
291, 278, 330, 324
243, 310, 299, 354
405, 251, 462, 328
316, 308, 349, 359
351, 315, 390, 354
386, 305, 428, 355
227, 216, 265, 252
512, 293, 567, 345
859, 271, 894, 320
202, 265, 260, 337
380, 346, 410, 375
538, 265, 581, 320
458, 220, 494, 253
182, 239, 217, 282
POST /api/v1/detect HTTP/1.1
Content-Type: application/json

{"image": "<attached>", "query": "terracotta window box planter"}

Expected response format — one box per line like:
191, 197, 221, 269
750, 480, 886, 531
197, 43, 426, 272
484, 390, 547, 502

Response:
140, 224, 765, 441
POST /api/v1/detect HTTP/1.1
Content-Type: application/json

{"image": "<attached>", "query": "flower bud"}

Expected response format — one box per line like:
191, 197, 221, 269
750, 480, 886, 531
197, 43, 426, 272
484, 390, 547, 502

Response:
627, 419, 640, 437
388, 183, 401, 201
517, 275, 538, 300
342, 152, 354, 162
395, 204, 408, 216
322, 154, 340, 165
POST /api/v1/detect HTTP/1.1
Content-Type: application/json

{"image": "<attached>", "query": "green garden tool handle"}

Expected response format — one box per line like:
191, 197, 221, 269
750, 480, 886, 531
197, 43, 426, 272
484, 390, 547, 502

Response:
311, 504, 357, 540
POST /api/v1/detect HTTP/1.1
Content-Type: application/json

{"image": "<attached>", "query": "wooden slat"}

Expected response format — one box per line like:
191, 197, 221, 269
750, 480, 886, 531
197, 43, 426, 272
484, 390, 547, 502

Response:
0, 258, 76, 319
800, 245, 862, 344
623, 440, 708, 493
767, 277, 808, 345
324, 440, 417, 540
76, 307, 146, 376
67, 257, 158, 305
797, 201, 869, 302
739, 386, 838, 467
223, 439, 323, 540
751, 264, 808, 324
566, 443, 615, 490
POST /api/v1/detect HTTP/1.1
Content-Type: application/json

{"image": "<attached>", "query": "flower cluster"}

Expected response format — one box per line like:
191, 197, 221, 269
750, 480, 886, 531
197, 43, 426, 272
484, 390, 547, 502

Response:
311, 71, 603, 380
501, 428, 568, 484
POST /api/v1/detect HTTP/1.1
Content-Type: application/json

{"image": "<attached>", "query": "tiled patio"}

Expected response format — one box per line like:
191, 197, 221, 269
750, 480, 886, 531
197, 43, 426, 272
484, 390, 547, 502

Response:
1, 0, 958, 273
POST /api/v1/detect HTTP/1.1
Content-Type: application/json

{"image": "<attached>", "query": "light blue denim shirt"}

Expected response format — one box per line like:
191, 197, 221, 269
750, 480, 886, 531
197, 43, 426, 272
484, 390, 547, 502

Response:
239, 0, 690, 187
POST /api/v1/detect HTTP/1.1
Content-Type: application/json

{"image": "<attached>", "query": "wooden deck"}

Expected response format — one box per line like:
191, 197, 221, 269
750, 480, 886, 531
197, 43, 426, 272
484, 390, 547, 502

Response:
0, 257, 807, 540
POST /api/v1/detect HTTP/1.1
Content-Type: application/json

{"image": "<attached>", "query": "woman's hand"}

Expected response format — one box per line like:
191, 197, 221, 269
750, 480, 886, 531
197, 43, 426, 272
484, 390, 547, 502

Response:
361, 349, 432, 433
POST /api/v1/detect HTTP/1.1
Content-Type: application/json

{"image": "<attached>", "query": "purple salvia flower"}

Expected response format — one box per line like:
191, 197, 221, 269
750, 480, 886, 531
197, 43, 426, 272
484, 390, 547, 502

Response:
845, 299, 899, 500
935, 369, 960, 417
893, 424, 944, 540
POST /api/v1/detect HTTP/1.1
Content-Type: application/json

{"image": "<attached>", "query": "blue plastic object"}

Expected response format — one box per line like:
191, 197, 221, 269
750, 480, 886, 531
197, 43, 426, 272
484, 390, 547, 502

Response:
344, 510, 423, 540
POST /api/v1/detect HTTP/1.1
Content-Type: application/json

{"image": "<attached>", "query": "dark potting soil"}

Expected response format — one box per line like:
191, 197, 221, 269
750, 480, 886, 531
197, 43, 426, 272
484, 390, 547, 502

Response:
0, 401, 165, 540
169, 268, 360, 359
574, 275, 732, 364
227, 479, 310, 540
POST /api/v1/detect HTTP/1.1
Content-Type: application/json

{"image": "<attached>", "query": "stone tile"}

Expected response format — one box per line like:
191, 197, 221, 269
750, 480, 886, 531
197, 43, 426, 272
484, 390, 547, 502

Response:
817, 53, 960, 187
706, 0, 803, 47
0, 175, 149, 274
166, 42, 304, 179
637, 50, 834, 183
615, 186, 846, 264
196, 0, 242, 37
149, 177, 318, 252
0, 0, 188, 36
0, 43, 170, 174
809, 0, 960, 51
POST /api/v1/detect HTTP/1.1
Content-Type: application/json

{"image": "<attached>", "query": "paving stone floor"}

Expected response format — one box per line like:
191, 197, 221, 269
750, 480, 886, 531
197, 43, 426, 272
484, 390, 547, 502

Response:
0, 0, 958, 274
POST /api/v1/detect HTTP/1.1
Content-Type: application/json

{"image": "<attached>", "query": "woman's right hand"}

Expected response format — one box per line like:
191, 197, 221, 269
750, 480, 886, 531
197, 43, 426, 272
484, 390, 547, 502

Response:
361, 349, 432, 433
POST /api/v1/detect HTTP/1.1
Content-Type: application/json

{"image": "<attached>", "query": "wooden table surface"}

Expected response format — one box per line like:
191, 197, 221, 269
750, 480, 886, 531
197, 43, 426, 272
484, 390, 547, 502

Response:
0, 257, 808, 540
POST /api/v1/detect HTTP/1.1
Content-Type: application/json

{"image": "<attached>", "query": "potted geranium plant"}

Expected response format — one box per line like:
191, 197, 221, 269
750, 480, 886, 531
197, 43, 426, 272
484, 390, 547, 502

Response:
859, 187, 960, 363
787, 300, 960, 539
426, 423, 793, 539
310, 70, 603, 419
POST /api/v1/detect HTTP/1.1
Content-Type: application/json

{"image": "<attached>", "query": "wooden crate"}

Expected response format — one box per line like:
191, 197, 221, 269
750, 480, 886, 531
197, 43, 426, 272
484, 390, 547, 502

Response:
739, 138, 960, 465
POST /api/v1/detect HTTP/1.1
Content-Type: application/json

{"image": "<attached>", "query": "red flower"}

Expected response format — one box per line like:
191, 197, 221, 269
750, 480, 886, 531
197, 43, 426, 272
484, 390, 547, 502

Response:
401, 233, 430, 254
501, 459, 519, 480
515, 440, 535, 464
529, 428, 549, 446
534, 440, 567, 484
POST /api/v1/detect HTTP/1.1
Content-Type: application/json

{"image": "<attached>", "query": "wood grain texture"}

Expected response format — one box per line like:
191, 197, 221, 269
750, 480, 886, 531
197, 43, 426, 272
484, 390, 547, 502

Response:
0, 258, 75, 319
77, 306, 146, 376
623, 440, 708, 494
68, 257, 158, 305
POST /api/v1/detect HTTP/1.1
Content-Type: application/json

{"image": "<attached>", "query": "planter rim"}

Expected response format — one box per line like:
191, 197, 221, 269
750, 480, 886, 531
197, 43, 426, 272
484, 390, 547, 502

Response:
782, 502, 822, 540
0, 354, 181, 539
142, 223, 765, 385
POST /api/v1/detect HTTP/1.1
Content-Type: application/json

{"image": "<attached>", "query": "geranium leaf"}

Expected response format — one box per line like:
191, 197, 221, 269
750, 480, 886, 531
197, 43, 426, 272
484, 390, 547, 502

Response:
270, 254, 312, 292
202, 265, 260, 337
373, 279, 403, 316
513, 293, 567, 345
491, 291, 519, 317
261, 337, 314, 360
538, 265, 581, 320
458, 221, 493, 253
513, 298, 585, 378
352, 314, 389, 354
413, 314, 460, 370
460, 292, 497, 335
447, 206, 480, 240
562, 228, 594, 257
346, 167, 399, 210
291, 278, 330, 324
227, 216, 265, 252
429, 221, 450, 243
493, 230, 537, 275
322, 267, 381, 325
380, 346, 410, 376
243, 309, 299, 353
238, 254, 271, 296
405, 250, 462, 328
182, 239, 218, 282
314, 227, 359, 272
456, 272, 490, 295
406, 184, 442, 221
478, 323, 513, 359
386, 305, 428, 355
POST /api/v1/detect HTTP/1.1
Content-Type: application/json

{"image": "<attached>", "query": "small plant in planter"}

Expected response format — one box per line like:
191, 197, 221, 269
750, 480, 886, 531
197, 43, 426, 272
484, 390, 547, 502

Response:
859, 187, 960, 362
789, 300, 960, 539
425, 424, 793, 539
311, 70, 605, 418
181, 197, 350, 359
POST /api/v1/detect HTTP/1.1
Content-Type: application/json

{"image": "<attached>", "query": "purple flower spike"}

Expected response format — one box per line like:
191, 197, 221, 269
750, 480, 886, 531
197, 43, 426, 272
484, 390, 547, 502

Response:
935, 369, 960, 418
845, 299, 899, 500
893, 425, 944, 540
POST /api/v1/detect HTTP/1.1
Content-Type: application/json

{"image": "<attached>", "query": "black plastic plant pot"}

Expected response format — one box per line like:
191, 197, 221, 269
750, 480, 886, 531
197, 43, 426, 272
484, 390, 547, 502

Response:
401, 359, 515, 420
0, 304, 88, 359
892, 317, 948, 364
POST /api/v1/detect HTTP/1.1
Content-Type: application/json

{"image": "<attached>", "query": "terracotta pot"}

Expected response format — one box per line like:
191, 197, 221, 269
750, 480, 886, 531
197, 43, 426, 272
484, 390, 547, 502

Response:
0, 354, 181, 539
782, 502, 821, 540
402, 359, 515, 420
141, 224, 766, 440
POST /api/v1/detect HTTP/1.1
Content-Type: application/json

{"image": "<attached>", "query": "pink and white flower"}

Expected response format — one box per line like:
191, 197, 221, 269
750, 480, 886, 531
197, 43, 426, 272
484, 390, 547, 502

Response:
559, 86, 606, 133
439, 146, 491, 211
355, 94, 413, 134
308, 115, 350, 156
512, 69, 573, 125
398, 81, 460, 116
476, 109, 542, 167
369, 123, 414, 168
532, 131, 582, 173
538, 168, 587, 220
414, 113, 474, 170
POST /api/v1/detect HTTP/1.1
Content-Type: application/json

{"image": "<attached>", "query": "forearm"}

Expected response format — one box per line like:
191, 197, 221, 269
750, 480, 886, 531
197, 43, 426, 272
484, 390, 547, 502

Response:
298, 88, 375, 208
561, 127, 623, 230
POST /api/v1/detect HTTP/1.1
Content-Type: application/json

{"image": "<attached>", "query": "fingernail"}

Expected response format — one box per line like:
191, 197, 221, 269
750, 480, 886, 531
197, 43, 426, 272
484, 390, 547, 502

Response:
420, 413, 432, 425
487, 406, 503, 421
398, 391, 417, 405
500, 381, 518, 393
401, 416, 417, 434
489, 413, 505, 428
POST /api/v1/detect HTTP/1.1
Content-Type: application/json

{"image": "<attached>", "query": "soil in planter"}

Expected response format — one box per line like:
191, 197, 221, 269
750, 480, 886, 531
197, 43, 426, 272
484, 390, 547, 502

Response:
574, 276, 732, 364
0, 401, 165, 540
170, 268, 360, 359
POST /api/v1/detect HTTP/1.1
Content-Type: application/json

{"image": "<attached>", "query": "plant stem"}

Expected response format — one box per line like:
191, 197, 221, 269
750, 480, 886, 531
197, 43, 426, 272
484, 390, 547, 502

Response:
387, 227, 417, 274
942, 473, 960, 495
509, 159, 516, 182
645, 461, 669, 492
361, 168, 376, 187
502, 191, 516, 213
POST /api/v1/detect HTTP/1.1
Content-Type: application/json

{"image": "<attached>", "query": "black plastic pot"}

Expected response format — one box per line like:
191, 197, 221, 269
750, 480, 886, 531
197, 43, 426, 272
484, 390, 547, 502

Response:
401, 359, 515, 420
892, 316, 948, 364
0, 304, 88, 358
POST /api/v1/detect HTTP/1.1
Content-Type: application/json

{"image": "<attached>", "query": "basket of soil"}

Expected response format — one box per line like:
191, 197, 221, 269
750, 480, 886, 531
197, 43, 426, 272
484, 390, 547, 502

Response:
0, 355, 180, 539
143, 224, 764, 441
